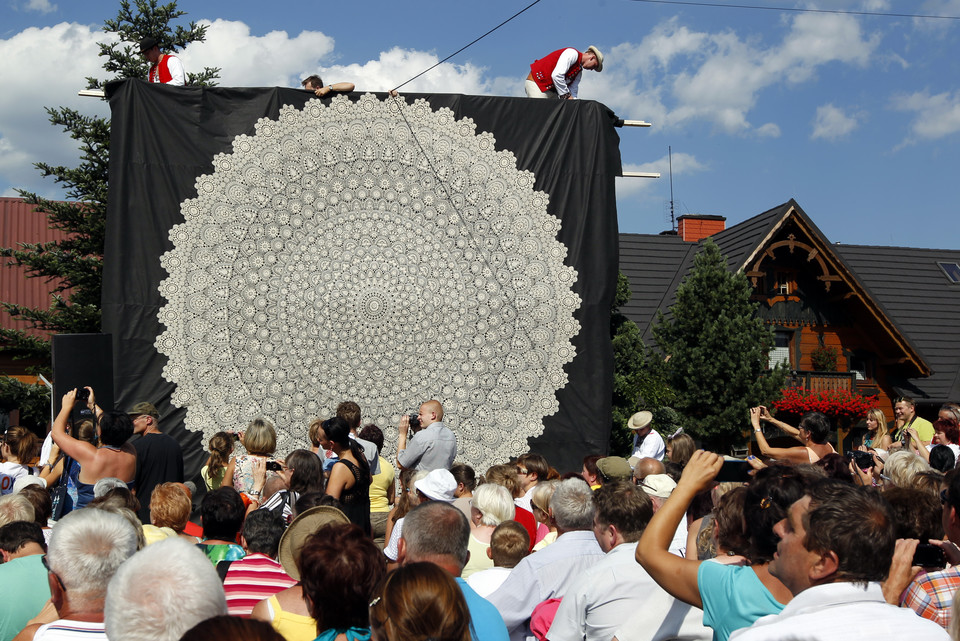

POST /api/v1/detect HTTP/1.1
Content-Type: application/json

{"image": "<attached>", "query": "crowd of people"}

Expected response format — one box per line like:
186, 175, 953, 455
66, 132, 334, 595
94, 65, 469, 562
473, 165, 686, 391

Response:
2, 394, 960, 641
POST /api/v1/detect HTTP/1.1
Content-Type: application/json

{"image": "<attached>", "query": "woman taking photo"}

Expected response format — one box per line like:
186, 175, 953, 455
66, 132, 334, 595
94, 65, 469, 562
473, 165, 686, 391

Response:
637, 452, 816, 641
750, 407, 835, 464
225, 418, 280, 500
51, 388, 136, 507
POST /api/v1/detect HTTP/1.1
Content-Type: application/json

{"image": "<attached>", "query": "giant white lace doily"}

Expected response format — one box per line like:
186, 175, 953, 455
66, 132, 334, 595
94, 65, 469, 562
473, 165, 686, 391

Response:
155, 93, 581, 470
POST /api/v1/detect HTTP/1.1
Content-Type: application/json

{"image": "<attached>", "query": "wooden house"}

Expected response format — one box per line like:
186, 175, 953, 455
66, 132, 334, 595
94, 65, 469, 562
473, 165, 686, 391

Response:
618, 199, 960, 420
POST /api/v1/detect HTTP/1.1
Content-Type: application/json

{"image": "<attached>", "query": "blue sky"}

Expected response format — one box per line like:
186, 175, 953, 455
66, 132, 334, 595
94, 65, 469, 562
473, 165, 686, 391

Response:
1, 0, 958, 249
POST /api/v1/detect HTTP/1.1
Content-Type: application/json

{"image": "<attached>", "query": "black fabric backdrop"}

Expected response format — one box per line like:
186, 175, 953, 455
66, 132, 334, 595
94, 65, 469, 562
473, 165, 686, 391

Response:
102, 79, 621, 481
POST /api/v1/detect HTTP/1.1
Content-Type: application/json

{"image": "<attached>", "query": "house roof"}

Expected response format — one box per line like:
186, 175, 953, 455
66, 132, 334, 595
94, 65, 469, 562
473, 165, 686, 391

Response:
618, 199, 957, 404
835, 243, 960, 403
0, 197, 69, 339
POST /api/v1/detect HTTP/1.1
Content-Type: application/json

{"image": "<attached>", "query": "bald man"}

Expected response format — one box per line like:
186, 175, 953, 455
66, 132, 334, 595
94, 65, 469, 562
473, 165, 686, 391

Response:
397, 400, 457, 472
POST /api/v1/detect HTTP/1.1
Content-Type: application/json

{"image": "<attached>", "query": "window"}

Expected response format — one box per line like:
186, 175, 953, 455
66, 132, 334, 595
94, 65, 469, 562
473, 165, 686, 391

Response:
937, 262, 960, 284
768, 331, 792, 369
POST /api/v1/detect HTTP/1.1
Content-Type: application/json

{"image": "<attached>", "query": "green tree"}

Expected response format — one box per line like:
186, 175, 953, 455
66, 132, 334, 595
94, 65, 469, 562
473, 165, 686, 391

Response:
652, 238, 786, 452
610, 272, 675, 456
1, 1, 219, 410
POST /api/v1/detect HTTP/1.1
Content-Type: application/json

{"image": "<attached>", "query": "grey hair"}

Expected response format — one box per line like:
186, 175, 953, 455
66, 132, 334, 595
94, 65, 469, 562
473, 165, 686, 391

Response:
884, 450, 932, 489
0, 494, 34, 527
105, 537, 227, 641
550, 478, 596, 531
471, 483, 515, 527
91, 505, 147, 550
47, 508, 138, 603
401, 501, 470, 568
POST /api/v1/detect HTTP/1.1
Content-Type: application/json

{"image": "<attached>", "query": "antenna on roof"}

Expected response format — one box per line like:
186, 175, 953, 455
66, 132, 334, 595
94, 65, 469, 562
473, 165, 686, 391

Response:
668, 146, 676, 232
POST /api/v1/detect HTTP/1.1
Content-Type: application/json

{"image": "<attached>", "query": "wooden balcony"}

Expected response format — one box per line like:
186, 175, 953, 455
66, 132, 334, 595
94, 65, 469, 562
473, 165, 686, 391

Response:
786, 370, 856, 393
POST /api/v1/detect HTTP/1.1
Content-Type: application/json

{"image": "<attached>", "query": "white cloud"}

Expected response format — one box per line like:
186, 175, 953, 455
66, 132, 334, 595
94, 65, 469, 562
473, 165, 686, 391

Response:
319, 47, 491, 95
0, 23, 110, 199
811, 103, 861, 140
599, 13, 879, 135
24, 0, 57, 13
756, 123, 781, 138
0, 20, 494, 199
182, 19, 335, 88
616, 152, 706, 199
890, 90, 960, 142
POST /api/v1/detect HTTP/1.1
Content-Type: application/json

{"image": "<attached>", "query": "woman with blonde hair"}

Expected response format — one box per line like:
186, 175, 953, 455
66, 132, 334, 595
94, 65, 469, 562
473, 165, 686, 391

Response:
666, 433, 696, 468
370, 562, 471, 641
531, 480, 559, 551
463, 483, 515, 578
224, 418, 279, 500
860, 408, 892, 453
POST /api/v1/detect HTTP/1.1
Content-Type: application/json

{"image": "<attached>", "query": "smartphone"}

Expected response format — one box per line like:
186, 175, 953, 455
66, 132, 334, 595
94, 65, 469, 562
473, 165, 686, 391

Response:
912, 543, 947, 569
716, 460, 752, 483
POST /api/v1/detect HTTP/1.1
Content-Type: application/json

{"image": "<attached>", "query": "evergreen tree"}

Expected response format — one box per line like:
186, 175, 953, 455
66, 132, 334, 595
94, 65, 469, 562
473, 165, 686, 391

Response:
652, 238, 786, 452
610, 272, 675, 456
1, 0, 219, 416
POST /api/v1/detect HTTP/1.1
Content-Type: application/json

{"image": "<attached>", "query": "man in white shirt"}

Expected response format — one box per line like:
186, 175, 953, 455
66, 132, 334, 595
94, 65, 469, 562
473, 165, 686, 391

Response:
731, 480, 948, 641
488, 478, 604, 641
515, 453, 548, 513
548, 481, 709, 641
628, 411, 665, 461
525, 46, 603, 99
139, 36, 185, 86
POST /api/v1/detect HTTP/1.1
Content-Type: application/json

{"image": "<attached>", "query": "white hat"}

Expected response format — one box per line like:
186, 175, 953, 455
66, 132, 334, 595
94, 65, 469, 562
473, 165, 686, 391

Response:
13, 476, 46, 493
415, 469, 457, 502
639, 474, 677, 499
627, 411, 653, 431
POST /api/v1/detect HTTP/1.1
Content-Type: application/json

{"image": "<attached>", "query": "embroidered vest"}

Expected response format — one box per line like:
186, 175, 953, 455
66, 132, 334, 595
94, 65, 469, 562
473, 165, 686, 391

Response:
529, 48, 583, 93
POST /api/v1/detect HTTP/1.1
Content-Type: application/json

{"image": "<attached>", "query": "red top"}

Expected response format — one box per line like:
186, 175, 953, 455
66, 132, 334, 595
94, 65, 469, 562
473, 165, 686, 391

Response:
529, 48, 583, 93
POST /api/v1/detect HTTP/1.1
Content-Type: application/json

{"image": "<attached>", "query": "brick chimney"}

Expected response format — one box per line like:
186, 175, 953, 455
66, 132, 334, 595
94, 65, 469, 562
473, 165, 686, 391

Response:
677, 214, 726, 242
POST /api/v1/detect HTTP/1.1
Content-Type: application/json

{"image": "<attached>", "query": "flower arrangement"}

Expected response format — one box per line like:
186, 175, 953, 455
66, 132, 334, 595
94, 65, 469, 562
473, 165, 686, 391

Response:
810, 344, 840, 372
773, 387, 878, 421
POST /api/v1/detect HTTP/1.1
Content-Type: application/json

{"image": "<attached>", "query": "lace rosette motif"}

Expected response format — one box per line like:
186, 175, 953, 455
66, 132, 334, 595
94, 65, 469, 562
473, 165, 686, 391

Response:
156, 93, 581, 469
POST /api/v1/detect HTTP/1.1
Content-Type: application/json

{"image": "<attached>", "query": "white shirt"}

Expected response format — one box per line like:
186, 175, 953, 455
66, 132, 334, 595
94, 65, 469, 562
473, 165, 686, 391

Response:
551, 48, 583, 98
730, 582, 949, 641
631, 430, 665, 461
549, 542, 710, 641
487, 530, 605, 641
467, 566, 513, 598
516, 486, 536, 513
383, 517, 403, 561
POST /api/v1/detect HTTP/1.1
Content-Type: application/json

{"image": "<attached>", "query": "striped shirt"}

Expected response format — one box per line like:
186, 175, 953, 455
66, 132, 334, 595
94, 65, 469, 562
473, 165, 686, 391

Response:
223, 553, 297, 617
34, 619, 106, 640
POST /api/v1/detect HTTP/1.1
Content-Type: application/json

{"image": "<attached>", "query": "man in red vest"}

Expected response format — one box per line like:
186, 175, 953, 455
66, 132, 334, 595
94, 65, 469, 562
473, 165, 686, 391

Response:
526, 46, 604, 100
139, 36, 185, 86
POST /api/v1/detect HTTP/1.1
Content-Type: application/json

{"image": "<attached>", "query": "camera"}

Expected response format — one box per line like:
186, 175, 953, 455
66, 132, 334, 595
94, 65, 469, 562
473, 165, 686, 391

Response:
846, 450, 874, 470
266, 460, 283, 472
408, 413, 421, 431
75, 387, 89, 403
913, 543, 947, 569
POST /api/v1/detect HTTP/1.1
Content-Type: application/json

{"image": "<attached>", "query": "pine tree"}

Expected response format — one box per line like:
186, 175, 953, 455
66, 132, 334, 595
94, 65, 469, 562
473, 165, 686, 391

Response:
1, 0, 219, 425
652, 238, 786, 452
610, 272, 675, 456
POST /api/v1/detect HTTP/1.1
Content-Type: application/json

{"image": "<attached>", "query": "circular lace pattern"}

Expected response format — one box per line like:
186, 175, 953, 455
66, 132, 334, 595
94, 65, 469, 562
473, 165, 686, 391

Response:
156, 94, 581, 470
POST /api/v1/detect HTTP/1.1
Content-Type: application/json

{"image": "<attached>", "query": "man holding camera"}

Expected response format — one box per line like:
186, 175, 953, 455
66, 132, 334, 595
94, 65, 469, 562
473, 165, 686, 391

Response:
129, 401, 183, 524
396, 400, 457, 472
731, 477, 947, 640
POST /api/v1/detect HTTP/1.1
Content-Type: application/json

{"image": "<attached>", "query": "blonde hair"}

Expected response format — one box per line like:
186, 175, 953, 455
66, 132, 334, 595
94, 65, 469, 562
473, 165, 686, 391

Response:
242, 418, 276, 456
884, 450, 932, 489
866, 408, 888, 446
471, 483, 515, 527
